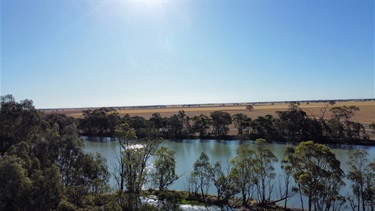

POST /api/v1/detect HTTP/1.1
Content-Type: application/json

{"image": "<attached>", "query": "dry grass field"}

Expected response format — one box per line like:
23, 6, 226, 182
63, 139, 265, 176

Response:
44, 100, 375, 139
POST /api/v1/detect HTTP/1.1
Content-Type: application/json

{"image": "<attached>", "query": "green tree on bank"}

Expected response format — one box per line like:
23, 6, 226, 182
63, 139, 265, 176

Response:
283, 141, 345, 211
190, 152, 214, 206
346, 150, 375, 211
0, 95, 109, 210
114, 123, 162, 209
151, 146, 179, 192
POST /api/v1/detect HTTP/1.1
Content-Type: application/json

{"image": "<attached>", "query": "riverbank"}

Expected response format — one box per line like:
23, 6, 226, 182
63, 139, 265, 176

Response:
81, 133, 375, 146
140, 190, 301, 211
43, 100, 375, 140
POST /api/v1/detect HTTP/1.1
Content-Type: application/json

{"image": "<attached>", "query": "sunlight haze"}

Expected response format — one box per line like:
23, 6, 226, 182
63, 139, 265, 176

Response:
1, 0, 374, 108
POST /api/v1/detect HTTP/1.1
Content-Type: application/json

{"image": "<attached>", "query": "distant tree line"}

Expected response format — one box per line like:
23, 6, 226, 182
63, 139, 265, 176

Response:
1, 94, 374, 210
78, 101, 370, 143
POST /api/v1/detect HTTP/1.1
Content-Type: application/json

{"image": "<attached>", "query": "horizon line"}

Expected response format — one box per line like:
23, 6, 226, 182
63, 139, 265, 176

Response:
38, 98, 375, 111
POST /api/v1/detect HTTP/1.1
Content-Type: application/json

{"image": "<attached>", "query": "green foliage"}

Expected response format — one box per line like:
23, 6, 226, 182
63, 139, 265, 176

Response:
0, 95, 110, 210
149, 113, 164, 130
283, 141, 345, 211
232, 113, 251, 136
104, 200, 122, 211
210, 111, 232, 136
330, 105, 359, 122
326, 106, 365, 140
0, 155, 32, 210
79, 107, 120, 136
190, 152, 214, 204
230, 143, 256, 207
115, 123, 163, 209
212, 161, 236, 207
73, 98, 368, 142
57, 200, 77, 211
151, 146, 179, 191
0, 95, 45, 153
276, 104, 308, 136
164, 110, 191, 138
250, 115, 276, 136
191, 114, 212, 137
1, 94, 374, 210
252, 139, 278, 205
346, 150, 375, 211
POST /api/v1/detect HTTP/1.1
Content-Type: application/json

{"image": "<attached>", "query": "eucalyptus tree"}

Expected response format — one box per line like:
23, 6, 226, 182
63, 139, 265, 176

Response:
329, 105, 366, 139
0, 95, 110, 209
212, 161, 237, 208
191, 114, 212, 137
151, 146, 179, 191
280, 155, 294, 210
0, 155, 32, 210
34, 122, 109, 207
250, 115, 276, 137
283, 141, 345, 211
149, 113, 164, 130
0, 94, 45, 153
190, 152, 214, 205
276, 103, 308, 136
79, 107, 120, 136
210, 111, 232, 136
115, 123, 162, 209
252, 139, 278, 206
165, 110, 190, 138
232, 113, 251, 136
346, 150, 375, 211
213, 161, 226, 202
330, 105, 359, 123
230, 143, 256, 207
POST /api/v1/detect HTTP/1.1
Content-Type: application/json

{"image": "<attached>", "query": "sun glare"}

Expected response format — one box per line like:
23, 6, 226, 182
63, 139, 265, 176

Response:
104, 0, 167, 22
130, 0, 164, 11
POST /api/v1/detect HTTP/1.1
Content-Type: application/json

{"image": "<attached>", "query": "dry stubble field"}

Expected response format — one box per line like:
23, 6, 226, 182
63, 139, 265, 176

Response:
47, 100, 375, 139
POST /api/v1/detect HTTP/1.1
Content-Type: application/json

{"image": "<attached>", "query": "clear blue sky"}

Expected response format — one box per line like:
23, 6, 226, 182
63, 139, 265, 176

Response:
1, 0, 374, 108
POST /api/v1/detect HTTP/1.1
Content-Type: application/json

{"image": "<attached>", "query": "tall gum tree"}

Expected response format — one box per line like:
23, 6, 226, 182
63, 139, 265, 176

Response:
230, 143, 256, 207
283, 141, 345, 211
115, 123, 162, 209
346, 150, 375, 211
252, 138, 278, 206
151, 146, 179, 192
190, 152, 214, 206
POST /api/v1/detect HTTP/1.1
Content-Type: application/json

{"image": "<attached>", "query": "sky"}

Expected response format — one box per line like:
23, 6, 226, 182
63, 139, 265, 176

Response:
1, 0, 374, 108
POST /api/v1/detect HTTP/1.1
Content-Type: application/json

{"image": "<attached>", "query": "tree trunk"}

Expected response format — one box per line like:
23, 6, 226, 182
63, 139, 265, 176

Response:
299, 187, 304, 211
284, 188, 288, 210
242, 188, 247, 207
200, 184, 207, 207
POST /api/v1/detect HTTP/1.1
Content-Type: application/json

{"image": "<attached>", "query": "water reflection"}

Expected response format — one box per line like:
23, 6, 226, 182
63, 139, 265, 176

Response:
83, 138, 375, 210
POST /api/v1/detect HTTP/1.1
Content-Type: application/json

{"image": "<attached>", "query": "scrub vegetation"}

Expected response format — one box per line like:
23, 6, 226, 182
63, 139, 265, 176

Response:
76, 101, 372, 144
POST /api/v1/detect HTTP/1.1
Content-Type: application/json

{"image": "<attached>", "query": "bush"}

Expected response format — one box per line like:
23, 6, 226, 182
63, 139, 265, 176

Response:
57, 200, 76, 211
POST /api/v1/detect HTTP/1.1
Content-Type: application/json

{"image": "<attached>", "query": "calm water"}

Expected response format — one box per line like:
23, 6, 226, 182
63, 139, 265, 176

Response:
83, 137, 375, 210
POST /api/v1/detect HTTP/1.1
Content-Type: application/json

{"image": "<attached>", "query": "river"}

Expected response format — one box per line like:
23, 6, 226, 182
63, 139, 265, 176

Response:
82, 137, 375, 210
